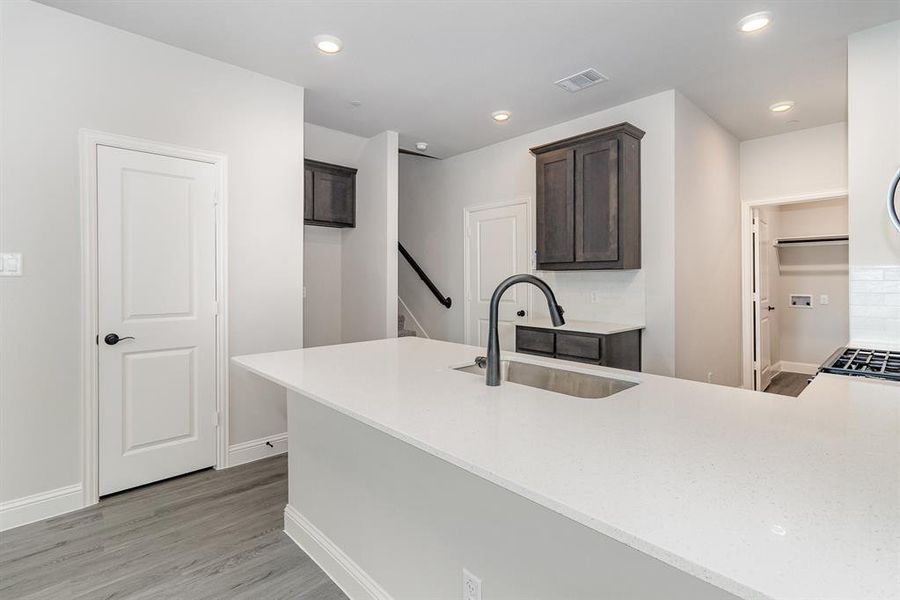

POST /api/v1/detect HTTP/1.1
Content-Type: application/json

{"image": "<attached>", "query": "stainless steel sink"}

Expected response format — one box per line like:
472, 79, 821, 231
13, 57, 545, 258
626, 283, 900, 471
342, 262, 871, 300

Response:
454, 360, 637, 399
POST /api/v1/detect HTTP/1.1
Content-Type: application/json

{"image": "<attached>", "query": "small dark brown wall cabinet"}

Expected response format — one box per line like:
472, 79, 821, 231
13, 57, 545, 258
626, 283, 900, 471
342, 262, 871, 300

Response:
304, 159, 357, 228
530, 122, 644, 270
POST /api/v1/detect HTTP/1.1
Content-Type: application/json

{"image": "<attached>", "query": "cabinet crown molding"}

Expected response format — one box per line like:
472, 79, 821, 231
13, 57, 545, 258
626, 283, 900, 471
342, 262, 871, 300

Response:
529, 122, 645, 156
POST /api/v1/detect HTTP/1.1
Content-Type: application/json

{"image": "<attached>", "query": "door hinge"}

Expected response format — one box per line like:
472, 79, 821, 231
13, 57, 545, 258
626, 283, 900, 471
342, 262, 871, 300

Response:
213, 410, 222, 427
213, 190, 220, 206
213, 300, 221, 316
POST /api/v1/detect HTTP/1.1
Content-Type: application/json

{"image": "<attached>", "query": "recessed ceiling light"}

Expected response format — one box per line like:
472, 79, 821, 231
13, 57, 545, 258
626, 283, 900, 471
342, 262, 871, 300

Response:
313, 35, 343, 54
416, 142, 428, 151
769, 101, 795, 113
491, 110, 511, 122
738, 11, 773, 33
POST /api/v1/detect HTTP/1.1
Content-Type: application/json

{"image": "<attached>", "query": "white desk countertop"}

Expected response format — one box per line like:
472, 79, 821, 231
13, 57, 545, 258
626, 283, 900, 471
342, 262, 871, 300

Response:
233, 337, 899, 600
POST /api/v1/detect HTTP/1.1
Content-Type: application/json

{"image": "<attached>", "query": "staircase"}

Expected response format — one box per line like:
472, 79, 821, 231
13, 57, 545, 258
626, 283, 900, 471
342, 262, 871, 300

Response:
398, 314, 417, 337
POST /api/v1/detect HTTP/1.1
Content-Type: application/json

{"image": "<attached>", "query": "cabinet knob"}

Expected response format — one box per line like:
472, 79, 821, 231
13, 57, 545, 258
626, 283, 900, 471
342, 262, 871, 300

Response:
516, 309, 526, 317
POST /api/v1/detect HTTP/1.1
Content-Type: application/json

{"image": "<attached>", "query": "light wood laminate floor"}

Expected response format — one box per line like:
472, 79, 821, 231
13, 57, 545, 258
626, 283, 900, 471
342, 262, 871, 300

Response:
0, 455, 347, 600
764, 371, 811, 397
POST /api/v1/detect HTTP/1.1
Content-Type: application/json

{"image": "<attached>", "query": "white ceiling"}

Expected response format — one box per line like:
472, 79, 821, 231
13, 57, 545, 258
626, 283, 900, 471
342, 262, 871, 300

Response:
39, 0, 900, 158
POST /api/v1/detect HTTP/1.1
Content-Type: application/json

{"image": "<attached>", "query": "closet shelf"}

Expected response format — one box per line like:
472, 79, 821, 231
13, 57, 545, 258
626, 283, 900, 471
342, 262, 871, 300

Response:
774, 234, 848, 248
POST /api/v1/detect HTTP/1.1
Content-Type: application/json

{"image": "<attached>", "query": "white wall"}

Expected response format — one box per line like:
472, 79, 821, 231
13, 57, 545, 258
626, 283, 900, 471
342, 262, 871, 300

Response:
302, 124, 368, 348
0, 1, 304, 504
303, 228, 343, 347
847, 20, 900, 346
399, 91, 677, 376
774, 199, 849, 367
740, 122, 848, 203
341, 131, 399, 343
673, 93, 742, 386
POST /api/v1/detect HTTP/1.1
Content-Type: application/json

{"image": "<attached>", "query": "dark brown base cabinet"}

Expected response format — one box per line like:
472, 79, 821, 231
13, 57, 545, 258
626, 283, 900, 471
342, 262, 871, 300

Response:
530, 122, 644, 270
304, 159, 357, 228
516, 326, 642, 372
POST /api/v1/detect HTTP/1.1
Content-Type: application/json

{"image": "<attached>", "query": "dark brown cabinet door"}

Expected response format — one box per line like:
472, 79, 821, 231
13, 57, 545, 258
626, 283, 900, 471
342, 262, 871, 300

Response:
535, 148, 574, 265
312, 171, 354, 225
304, 167, 314, 221
304, 160, 357, 228
515, 326, 641, 372
575, 139, 618, 263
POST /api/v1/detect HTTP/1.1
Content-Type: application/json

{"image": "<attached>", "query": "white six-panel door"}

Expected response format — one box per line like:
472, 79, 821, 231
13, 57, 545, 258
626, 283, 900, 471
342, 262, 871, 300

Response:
466, 202, 529, 350
98, 146, 218, 495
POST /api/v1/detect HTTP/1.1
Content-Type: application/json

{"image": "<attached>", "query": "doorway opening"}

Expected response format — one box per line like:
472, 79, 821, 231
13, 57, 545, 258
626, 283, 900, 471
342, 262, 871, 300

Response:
742, 194, 849, 394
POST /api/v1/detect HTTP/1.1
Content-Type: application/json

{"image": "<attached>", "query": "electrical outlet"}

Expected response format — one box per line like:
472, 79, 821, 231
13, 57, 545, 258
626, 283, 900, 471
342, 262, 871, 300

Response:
707, 372, 713, 383
590, 291, 601, 303
462, 569, 482, 600
820, 294, 829, 305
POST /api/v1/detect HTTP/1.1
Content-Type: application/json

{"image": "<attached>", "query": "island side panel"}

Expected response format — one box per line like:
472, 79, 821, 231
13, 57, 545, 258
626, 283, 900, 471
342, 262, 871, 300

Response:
284, 391, 739, 600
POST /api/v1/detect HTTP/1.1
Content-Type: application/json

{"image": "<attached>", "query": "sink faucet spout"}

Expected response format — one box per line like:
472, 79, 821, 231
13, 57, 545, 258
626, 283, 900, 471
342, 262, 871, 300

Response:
486, 274, 565, 386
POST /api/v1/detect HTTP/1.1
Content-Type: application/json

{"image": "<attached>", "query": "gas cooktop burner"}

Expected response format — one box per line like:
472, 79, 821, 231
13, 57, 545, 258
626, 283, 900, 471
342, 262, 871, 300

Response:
819, 347, 900, 381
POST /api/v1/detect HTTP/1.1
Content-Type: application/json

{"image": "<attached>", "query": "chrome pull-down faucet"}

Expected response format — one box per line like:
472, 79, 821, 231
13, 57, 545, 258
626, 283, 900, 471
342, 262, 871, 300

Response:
485, 274, 565, 386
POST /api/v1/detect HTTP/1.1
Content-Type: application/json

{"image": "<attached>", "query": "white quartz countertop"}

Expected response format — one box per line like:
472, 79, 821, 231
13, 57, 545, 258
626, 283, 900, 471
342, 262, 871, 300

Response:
233, 337, 899, 600
519, 317, 644, 335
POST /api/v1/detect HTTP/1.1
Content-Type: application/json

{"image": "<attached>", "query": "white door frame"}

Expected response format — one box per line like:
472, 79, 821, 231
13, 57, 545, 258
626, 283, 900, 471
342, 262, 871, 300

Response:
462, 197, 532, 346
79, 129, 229, 507
740, 188, 848, 389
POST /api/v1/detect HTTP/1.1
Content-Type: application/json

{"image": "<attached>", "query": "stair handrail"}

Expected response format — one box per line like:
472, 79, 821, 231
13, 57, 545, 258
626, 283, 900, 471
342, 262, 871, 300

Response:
398, 242, 452, 309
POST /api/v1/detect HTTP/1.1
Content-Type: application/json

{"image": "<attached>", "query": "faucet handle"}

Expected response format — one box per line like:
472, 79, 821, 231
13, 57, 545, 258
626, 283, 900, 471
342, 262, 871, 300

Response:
475, 356, 487, 369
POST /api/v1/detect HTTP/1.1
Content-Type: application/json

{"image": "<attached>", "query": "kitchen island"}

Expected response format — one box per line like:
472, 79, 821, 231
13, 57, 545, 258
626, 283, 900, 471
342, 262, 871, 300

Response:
233, 337, 899, 600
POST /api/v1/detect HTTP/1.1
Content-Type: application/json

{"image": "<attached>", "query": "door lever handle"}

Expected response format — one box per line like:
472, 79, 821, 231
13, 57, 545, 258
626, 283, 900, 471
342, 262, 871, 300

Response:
104, 333, 135, 345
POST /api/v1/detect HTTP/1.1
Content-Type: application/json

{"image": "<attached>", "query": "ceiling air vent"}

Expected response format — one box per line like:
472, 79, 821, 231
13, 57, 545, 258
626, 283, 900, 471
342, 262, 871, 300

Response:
554, 68, 609, 93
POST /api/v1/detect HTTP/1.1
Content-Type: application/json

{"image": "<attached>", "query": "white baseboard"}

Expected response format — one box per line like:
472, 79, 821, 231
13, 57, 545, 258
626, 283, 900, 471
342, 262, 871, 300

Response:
0, 484, 84, 532
284, 504, 392, 600
773, 360, 818, 376
227, 432, 287, 468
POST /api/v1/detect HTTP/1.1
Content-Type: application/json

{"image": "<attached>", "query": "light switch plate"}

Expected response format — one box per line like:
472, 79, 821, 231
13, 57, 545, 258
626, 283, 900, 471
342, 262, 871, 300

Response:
0, 253, 22, 277
820, 294, 829, 305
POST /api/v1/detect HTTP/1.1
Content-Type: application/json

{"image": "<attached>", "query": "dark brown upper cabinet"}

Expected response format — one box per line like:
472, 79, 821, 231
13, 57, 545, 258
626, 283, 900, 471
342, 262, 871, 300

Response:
304, 159, 357, 228
531, 122, 644, 270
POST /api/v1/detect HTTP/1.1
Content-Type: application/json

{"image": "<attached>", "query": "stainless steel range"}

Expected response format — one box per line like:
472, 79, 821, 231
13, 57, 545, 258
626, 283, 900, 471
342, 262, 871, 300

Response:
819, 347, 900, 382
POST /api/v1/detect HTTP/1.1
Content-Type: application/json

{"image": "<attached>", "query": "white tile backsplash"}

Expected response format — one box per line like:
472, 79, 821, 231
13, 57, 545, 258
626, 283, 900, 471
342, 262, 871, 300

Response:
851, 268, 884, 281
530, 269, 645, 324
850, 266, 900, 346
